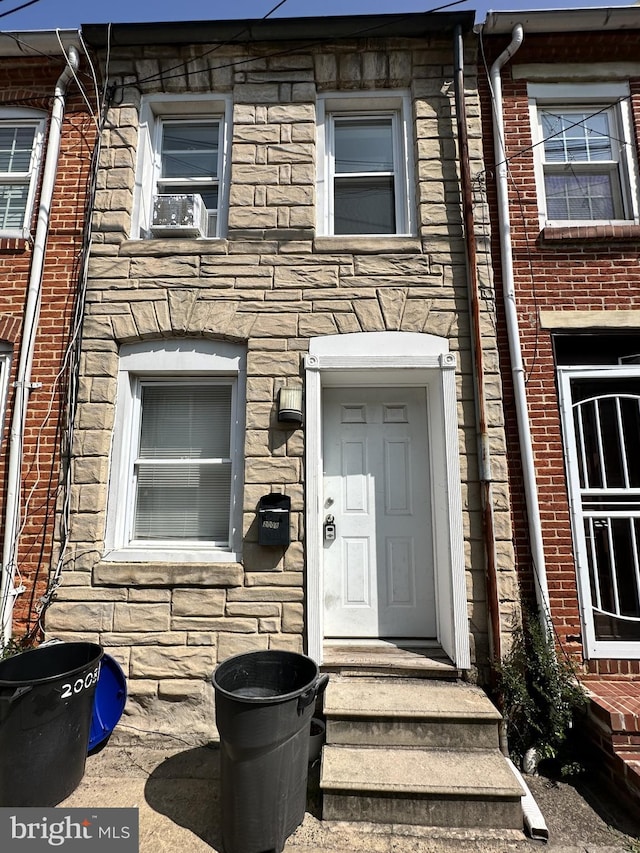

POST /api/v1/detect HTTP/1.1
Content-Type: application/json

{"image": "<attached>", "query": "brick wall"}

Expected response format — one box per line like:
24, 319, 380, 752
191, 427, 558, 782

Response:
0, 55, 96, 640
480, 30, 640, 669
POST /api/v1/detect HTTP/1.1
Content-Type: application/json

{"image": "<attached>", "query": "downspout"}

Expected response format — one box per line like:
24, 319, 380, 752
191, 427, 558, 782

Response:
489, 26, 552, 635
454, 26, 503, 669
0, 45, 80, 647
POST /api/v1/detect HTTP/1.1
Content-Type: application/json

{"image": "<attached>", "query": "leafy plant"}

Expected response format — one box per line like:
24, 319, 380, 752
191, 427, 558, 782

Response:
0, 636, 30, 661
498, 610, 587, 773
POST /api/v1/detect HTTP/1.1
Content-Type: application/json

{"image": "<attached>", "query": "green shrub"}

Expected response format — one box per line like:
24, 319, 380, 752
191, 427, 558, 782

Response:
0, 636, 29, 661
498, 610, 587, 771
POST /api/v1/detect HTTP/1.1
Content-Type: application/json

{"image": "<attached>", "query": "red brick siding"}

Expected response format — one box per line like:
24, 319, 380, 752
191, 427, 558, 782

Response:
0, 57, 95, 638
480, 30, 640, 670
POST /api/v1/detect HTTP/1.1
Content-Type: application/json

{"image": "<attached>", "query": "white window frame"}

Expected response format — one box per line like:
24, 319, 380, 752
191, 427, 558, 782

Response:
0, 109, 46, 238
132, 94, 232, 240
317, 92, 415, 237
528, 82, 640, 228
104, 339, 246, 563
558, 363, 640, 659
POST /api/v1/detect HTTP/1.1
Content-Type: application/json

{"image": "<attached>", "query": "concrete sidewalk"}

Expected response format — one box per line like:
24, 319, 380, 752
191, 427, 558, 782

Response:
60, 741, 639, 853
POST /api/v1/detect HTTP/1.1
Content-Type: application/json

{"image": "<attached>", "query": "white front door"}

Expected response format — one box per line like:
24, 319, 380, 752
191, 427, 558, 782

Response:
322, 386, 436, 638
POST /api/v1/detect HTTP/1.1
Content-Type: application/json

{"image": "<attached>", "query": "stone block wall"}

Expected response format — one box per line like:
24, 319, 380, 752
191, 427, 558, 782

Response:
45, 29, 517, 741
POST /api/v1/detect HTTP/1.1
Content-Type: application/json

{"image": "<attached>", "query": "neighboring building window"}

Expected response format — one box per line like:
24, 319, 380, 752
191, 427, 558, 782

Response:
529, 83, 639, 226
104, 340, 246, 562
317, 92, 414, 236
557, 335, 640, 658
0, 112, 45, 237
133, 95, 231, 239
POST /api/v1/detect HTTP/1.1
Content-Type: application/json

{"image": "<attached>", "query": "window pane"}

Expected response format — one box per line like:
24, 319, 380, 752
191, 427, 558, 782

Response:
335, 118, 394, 174
545, 172, 617, 220
139, 384, 231, 459
161, 122, 219, 179
542, 110, 613, 163
0, 184, 28, 229
0, 126, 36, 173
334, 177, 395, 234
133, 462, 231, 541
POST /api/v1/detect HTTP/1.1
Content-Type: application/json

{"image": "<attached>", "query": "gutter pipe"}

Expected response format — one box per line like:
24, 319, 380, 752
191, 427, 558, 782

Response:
454, 26, 503, 668
0, 45, 80, 647
489, 26, 552, 635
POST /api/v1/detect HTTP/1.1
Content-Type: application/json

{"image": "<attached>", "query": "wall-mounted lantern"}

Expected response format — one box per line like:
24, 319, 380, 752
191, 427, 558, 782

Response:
277, 385, 303, 425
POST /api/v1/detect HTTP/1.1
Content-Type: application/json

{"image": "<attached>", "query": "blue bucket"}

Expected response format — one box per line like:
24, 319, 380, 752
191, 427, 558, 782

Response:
88, 654, 127, 752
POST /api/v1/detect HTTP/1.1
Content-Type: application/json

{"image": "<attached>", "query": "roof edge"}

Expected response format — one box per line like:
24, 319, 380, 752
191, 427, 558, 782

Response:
81, 11, 475, 48
481, 6, 640, 35
0, 30, 79, 57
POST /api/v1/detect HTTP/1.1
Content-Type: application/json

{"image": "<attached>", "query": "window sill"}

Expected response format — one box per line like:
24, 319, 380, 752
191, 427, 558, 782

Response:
94, 560, 243, 588
119, 237, 229, 256
314, 235, 422, 254
541, 224, 640, 244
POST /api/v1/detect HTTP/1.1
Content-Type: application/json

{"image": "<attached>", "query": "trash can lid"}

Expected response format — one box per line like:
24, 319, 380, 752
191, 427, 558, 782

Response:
88, 654, 127, 752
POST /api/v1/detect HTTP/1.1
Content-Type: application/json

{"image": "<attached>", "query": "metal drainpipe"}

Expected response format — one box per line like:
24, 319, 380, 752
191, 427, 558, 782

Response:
489, 26, 552, 635
454, 26, 502, 669
0, 45, 80, 648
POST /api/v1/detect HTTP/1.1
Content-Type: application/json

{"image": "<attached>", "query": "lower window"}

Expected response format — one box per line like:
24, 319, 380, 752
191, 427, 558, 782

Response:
104, 340, 245, 562
558, 335, 640, 656
133, 381, 233, 544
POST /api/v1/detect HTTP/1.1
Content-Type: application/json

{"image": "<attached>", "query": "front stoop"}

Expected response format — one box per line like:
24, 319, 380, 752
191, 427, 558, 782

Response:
320, 678, 524, 829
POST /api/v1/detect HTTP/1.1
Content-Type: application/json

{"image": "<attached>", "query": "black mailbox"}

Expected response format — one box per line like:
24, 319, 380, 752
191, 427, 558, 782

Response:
257, 493, 291, 547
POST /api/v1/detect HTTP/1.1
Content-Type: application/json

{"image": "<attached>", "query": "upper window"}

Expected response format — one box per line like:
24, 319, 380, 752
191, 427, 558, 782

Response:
133, 95, 231, 240
0, 112, 45, 237
529, 83, 640, 226
317, 93, 414, 236
104, 340, 246, 563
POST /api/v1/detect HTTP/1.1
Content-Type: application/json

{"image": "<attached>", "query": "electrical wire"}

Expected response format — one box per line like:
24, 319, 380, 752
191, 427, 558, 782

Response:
0, 0, 41, 22
32, 26, 114, 635
55, 30, 100, 130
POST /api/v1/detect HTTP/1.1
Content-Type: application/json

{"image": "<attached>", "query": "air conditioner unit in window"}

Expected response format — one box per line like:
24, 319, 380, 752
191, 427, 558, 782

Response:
151, 193, 207, 238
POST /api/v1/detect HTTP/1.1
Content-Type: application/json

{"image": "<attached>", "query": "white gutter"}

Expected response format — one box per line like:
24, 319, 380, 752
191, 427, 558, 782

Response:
489, 26, 552, 635
507, 757, 549, 842
0, 45, 80, 647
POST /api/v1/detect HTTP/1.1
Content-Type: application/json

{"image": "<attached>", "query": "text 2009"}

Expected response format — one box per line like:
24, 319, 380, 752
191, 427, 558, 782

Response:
60, 665, 100, 699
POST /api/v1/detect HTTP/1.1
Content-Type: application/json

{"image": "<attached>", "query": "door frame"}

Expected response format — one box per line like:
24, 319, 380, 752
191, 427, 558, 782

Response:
304, 332, 470, 668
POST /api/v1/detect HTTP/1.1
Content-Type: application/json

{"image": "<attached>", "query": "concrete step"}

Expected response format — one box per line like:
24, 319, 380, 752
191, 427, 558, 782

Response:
324, 678, 501, 749
322, 642, 460, 678
321, 744, 524, 829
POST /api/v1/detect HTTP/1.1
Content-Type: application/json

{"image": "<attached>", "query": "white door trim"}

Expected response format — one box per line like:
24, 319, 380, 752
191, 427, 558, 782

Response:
304, 332, 470, 668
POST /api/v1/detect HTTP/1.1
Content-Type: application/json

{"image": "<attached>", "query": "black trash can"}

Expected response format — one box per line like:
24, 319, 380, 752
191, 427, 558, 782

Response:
212, 650, 329, 853
0, 642, 103, 807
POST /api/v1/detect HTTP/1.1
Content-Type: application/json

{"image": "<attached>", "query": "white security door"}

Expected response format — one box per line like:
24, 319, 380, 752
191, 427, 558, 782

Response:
322, 386, 436, 638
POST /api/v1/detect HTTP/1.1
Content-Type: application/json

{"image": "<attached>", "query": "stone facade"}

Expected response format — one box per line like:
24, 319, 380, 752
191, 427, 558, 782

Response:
45, 16, 518, 741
